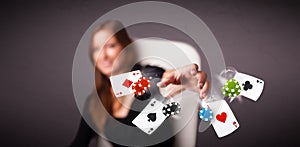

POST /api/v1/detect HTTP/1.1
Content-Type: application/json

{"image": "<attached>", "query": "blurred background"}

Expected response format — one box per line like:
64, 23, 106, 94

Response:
0, 0, 299, 146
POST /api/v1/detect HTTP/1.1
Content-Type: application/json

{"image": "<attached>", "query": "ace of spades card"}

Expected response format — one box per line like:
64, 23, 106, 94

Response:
132, 99, 168, 135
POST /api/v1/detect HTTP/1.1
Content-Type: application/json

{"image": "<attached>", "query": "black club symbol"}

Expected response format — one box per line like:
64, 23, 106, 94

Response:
242, 81, 253, 91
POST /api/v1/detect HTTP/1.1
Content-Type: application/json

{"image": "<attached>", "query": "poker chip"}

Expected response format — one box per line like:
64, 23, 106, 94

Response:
134, 90, 151, 100
222, 79, 241, 98
132, 77, 150, 96
162, 102, 181, 117
199, 107, 213, 121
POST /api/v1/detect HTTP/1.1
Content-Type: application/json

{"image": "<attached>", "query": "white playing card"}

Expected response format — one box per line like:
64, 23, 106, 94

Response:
132, 99, 168, 135
209, 100, 240, 138
234, 72, 264, 101
110, 70, 142, 97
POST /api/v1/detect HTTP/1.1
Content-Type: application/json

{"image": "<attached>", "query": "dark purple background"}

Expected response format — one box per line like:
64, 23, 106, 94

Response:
1, 0, 299, 146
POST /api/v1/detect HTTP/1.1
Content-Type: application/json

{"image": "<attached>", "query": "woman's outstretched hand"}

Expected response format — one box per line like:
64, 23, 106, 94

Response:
157, 64, 209, 98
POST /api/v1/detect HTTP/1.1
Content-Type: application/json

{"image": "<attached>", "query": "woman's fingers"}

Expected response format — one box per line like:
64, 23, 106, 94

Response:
200, 80, 209, 99
157, 64, 199, 88
157, 64, 209, 98
157, 70, 177, 88
196, 71, 207, 89
194, 71, 209, 98
159, 85, 185, 98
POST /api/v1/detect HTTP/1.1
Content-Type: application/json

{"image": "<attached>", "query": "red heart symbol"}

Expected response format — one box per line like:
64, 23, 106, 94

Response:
216, 112, 227, 123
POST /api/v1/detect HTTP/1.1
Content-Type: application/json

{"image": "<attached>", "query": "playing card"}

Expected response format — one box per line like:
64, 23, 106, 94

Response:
132, 99, 168, 135
110, 70, 142, 97
209, 100, 239, 138
234, 72, 264, 101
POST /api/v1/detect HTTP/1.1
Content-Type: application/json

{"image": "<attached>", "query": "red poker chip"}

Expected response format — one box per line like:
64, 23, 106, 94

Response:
132, 77, 150, 96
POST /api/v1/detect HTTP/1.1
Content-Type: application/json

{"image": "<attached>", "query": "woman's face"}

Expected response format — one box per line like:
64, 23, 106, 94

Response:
92, 30, 123, 76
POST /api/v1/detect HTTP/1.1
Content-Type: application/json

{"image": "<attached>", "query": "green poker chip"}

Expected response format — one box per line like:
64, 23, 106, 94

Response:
222, 79, 241, 98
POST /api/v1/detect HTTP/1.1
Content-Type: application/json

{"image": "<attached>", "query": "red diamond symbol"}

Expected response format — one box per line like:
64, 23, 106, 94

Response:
122, 79, 133, 88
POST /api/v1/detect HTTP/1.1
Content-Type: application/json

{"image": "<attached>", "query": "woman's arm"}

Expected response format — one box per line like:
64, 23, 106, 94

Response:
111, 64, 209, 118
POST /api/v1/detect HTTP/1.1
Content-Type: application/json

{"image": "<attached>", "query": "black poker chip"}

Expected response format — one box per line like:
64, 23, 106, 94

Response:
162, 102, 181, 117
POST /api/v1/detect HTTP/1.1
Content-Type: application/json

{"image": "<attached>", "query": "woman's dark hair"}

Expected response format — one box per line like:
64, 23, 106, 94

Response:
89, 20, 132, 63
98, 20, 132, 48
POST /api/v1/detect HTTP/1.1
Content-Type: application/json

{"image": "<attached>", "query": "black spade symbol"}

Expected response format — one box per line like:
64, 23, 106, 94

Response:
242, 81, 253, 91
147, 113, 156, 122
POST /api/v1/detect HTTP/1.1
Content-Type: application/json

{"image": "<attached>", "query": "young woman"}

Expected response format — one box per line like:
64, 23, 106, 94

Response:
70, 20, 209, 147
